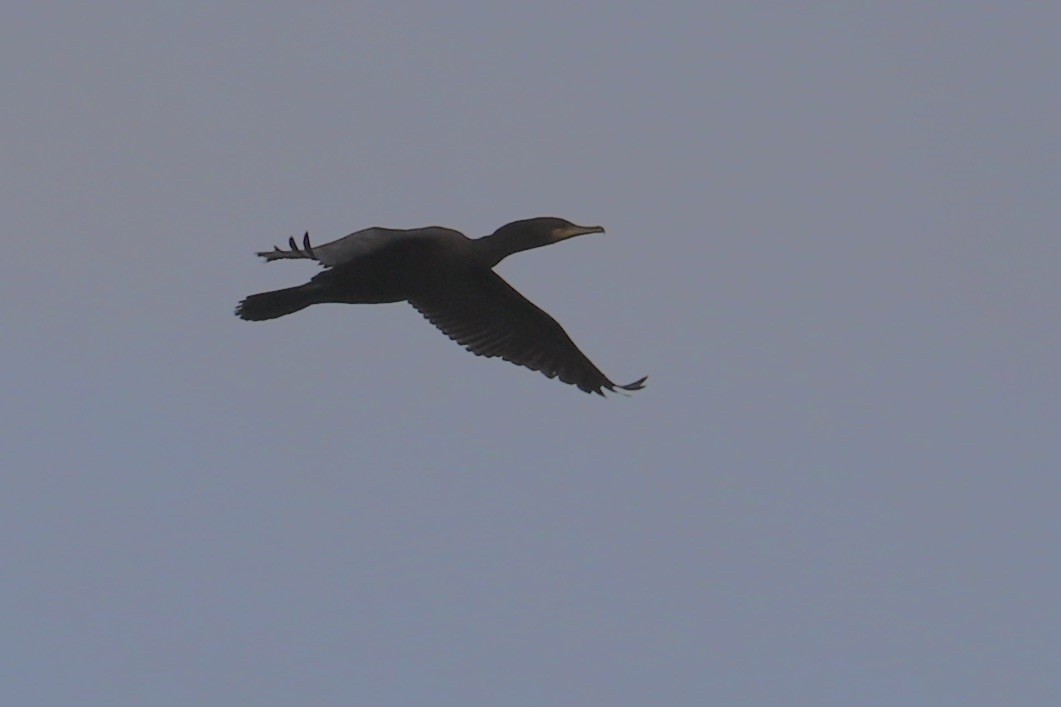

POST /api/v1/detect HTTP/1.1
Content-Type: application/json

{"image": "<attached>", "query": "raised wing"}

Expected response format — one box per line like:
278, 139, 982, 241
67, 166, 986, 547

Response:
410, 271, 646, 396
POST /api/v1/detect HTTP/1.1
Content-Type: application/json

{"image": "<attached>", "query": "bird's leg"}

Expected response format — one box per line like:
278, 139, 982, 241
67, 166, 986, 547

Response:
257, 231, 316, 262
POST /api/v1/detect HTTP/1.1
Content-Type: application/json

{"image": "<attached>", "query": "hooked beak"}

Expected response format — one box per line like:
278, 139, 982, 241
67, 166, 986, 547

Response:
556, 223, 606, 240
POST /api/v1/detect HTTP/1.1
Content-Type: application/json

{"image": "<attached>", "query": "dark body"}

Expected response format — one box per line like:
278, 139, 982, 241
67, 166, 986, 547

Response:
236, 218, 646, 396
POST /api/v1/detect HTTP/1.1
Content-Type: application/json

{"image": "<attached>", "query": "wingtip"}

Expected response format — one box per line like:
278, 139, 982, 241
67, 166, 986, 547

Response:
618, 375, 648, 391
595, 374, 647, 397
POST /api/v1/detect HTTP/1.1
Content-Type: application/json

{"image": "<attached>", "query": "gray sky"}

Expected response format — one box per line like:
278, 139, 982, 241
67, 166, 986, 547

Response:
3, 3, 1059, 705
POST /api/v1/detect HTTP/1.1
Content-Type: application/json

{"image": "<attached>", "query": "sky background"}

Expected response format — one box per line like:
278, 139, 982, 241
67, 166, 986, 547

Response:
3, 3, 1059, 705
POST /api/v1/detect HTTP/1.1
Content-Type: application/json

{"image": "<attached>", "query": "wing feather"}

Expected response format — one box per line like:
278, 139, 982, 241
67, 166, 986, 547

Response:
410, 271, 645, 395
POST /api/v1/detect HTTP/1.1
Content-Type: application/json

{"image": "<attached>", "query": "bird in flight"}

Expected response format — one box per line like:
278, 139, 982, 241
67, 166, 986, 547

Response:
236, 217, 646, 396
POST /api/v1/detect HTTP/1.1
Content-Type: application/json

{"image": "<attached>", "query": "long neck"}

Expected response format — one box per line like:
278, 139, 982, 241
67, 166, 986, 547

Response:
472, 226, 552, 268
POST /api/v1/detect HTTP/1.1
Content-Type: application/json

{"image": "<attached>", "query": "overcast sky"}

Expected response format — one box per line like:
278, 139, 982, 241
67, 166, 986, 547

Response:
3, 3, 1059, 705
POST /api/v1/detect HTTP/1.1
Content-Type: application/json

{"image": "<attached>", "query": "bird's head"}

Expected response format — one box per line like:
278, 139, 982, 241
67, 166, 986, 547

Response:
479, 217, 605, 266
495, 217, 605, 244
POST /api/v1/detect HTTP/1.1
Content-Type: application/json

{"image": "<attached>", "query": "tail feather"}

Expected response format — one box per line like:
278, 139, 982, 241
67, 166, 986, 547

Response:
235, 284, 322, 321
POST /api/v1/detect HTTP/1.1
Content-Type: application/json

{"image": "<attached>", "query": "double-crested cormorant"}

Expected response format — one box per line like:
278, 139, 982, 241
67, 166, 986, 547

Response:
235, 217, 647, 395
